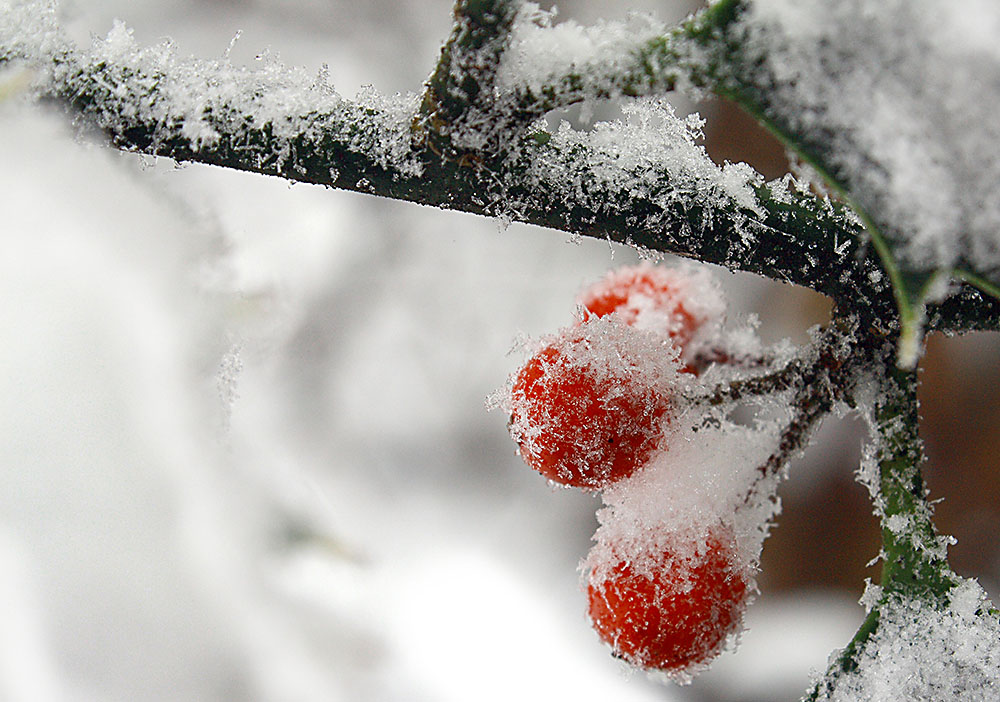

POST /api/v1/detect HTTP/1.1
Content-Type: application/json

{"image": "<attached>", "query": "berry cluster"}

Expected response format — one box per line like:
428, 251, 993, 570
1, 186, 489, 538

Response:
505, 263, 754, 677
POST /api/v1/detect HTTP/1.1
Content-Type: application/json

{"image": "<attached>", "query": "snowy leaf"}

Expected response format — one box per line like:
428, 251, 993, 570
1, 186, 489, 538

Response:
701, 0, 1000, 360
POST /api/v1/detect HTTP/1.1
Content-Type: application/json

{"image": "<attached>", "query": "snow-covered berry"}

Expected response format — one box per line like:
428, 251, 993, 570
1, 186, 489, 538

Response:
508, 320, 677, 489
577, 263, 724, 354
586, 526, 749, 673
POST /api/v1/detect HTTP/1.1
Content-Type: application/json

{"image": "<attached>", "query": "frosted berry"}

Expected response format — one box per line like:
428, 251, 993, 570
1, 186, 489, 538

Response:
508, 323, 673, 489
578, 263, 720, 350
586, 528, 748, 673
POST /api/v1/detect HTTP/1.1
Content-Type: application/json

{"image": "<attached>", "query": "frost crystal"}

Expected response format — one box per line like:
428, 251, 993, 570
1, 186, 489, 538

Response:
0, 0, 423, 179
0, 0, 66, 63
515, 98, 763, 238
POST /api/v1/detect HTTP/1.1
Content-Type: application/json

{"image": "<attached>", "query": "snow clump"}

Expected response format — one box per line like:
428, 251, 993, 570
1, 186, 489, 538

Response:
816, 579, 1000, 701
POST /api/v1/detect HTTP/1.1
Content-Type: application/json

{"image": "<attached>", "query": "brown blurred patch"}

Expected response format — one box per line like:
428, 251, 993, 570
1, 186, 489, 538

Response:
759, 468, 881, 596
919, 333, 1000, 594
703, 98, 790, 181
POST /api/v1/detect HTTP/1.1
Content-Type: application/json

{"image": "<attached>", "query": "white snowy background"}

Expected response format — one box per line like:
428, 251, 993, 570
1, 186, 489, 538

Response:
5, 0, 996, 700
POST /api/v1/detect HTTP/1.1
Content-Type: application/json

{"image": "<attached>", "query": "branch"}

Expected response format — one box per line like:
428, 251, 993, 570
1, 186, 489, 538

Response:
741, 319, 860, 496
685, 0, 1000, 347
413, 2, 706, 154
0, 23, 869, 295
926, 282, 1000, 334
492, 0, 742, 121
805, 345, 961, 699
482, 0, 1000, 337
3, 1, 996, 336
417, 0, 520, 157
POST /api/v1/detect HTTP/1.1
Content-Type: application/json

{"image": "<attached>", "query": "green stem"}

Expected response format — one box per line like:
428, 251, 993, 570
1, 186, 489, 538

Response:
712, 73, 935, 366
805, 344, 958, 699
954, 269, 1000, 303
874, 361, 957, 598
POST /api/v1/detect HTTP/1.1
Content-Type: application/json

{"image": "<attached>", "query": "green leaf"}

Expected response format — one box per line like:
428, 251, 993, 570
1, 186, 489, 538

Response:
692, 0, 1000, 362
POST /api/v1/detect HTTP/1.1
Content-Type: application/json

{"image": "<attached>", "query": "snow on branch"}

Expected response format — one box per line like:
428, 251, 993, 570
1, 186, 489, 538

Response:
416, 1, 705, 157
496, 6, 685, 121
694, 0, 1000, 348
720, 0, 1000, 280
1, 0, 998, 334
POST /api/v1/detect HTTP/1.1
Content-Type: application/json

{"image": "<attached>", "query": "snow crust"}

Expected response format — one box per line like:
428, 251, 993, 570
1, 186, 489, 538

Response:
737, 0, 1000, 275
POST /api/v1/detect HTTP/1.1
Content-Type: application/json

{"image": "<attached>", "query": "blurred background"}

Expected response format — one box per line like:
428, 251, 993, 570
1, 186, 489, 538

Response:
1, 0, 997, 700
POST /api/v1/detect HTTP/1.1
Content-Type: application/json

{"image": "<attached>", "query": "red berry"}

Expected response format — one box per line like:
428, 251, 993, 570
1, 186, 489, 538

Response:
508, 324, 673, 489
578, 264, 717, 350
586, 528, 748, 673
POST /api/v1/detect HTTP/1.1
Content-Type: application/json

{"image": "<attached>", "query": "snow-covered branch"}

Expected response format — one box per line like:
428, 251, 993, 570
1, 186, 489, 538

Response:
0, 4, 868, 307
699, 0, 1000, 349
804, 354, 1000, 700
416, 0, 520, 156
3, 0, 998, 336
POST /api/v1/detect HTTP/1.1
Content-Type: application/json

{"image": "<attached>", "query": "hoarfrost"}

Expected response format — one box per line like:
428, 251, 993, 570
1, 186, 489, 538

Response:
854, 373, 956, 563
0, 0, 67, 63
736, 0, 1000, 275
859, 580, 883, 613
817, 580, 1000, 701
352, 85, 423, 176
